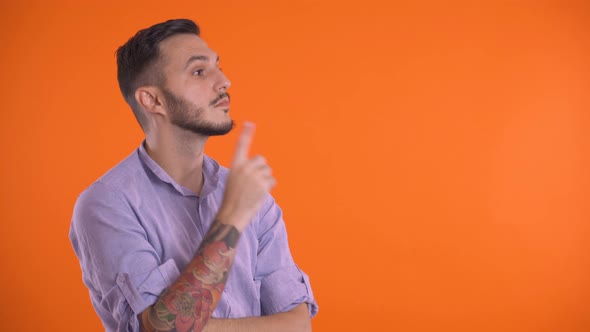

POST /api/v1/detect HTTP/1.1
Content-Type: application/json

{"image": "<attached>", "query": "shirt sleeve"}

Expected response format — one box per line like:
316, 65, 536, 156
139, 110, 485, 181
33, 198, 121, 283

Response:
69, 182, 181, 332
254, 196, 319, 317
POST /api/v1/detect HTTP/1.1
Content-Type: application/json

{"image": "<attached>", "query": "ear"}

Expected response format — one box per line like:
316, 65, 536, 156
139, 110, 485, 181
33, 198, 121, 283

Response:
135, 87, 165, 116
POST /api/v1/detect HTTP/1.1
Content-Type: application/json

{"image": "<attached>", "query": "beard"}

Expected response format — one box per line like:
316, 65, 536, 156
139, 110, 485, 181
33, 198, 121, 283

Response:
162, 88, 234, 136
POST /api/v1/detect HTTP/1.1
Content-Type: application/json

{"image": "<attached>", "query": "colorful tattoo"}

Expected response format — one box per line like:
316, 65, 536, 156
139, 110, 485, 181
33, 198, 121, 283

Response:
140, 222, 240, 332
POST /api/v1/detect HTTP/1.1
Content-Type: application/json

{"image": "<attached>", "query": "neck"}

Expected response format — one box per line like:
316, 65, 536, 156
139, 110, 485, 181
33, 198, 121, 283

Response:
144, 127, 207, 195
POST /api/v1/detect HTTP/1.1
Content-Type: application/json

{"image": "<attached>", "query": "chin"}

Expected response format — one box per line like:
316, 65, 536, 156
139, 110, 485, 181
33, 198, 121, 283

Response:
199, 119, 235, 136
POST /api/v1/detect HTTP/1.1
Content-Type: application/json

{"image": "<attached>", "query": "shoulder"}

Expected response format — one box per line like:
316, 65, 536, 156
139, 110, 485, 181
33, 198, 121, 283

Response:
253, 194, 285, 236
72, 150, 146, 226
92, 149, 146, 192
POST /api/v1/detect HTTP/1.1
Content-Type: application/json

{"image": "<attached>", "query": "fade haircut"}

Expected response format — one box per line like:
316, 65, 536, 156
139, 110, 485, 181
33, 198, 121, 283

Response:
116, 19, 200, 129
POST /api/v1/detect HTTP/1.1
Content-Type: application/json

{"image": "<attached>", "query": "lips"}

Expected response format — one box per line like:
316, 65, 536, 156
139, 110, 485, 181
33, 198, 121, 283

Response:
214, 98, 230, 107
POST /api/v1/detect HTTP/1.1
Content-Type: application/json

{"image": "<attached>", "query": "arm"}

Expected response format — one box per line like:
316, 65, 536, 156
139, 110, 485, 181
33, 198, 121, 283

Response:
139, 123, 276, 332
203, 303, 311, 332
200, 187, 318, 332
138, 221, 241, 332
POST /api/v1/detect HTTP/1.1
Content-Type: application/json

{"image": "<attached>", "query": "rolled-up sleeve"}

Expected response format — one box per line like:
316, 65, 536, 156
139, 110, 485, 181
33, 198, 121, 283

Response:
70, 183, 181, 332
255, 197, 318, 317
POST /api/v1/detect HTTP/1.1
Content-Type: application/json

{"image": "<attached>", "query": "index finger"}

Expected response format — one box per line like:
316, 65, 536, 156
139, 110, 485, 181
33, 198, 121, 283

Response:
232, 122, 255, 167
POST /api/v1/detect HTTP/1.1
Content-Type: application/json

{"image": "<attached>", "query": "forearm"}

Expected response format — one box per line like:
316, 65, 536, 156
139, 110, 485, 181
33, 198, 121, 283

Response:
203, 303, 311, 332
139, 221, 241, 332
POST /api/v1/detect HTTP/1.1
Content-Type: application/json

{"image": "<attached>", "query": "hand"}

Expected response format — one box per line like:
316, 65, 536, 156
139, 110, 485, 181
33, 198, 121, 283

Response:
217, 122, 276, 231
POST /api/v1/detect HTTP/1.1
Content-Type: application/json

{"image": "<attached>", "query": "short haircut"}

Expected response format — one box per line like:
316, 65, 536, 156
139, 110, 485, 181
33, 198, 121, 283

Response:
116, 19, 200, 129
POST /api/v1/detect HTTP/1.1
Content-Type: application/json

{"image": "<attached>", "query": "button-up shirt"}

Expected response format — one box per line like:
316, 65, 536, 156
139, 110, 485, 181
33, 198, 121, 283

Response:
70, 143, 318, 332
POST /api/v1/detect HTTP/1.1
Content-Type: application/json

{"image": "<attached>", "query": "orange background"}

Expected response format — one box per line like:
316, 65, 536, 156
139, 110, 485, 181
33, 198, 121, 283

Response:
1, 1, 589, 331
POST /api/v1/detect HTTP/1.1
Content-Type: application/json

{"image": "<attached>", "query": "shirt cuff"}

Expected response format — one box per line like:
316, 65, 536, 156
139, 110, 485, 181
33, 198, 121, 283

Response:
115, 258, 181, 328
260, 265, 318, 317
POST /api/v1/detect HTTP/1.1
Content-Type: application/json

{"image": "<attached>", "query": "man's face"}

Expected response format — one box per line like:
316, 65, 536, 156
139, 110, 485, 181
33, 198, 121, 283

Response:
157, 33, 233, 136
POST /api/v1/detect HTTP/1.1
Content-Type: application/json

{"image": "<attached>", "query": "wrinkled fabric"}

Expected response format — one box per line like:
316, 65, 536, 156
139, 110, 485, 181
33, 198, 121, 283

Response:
70, 143, 318, 332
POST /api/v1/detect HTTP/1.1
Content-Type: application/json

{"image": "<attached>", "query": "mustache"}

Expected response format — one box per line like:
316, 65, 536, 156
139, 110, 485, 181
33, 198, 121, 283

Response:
210, 92, 230, 106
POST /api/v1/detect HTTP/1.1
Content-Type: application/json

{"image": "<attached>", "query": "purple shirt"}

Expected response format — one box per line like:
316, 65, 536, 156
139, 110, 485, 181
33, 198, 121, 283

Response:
70, 143, 317, 332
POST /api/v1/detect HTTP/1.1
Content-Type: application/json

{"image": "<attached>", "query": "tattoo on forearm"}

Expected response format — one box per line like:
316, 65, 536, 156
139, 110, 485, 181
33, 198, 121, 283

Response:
140, 222, 241, 332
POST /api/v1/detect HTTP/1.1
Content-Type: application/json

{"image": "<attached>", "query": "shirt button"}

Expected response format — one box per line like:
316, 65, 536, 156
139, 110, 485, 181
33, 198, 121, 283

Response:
117, 275, 127, 284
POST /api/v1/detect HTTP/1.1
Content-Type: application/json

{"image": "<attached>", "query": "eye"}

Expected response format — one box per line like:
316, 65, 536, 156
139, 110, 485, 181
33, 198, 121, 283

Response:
193, 69, 204, 76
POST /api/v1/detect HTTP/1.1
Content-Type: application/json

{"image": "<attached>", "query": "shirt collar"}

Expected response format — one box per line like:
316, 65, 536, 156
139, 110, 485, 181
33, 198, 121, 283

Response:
137, 141, 220, 198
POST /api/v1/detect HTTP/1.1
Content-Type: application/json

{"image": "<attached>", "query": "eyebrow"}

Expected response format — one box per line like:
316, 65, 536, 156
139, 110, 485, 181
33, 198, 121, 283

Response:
184, 55, 220, 69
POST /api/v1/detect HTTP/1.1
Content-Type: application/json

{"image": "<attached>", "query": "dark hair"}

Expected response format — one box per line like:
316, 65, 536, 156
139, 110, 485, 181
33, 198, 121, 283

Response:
116, 19, 200, 128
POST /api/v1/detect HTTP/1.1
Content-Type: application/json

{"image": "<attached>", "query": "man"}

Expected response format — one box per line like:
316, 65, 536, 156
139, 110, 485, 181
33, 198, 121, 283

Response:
70, 19, 317, 332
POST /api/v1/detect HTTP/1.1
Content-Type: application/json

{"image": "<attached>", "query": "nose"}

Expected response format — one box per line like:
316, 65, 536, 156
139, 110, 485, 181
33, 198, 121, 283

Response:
215, 69, 231, 92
